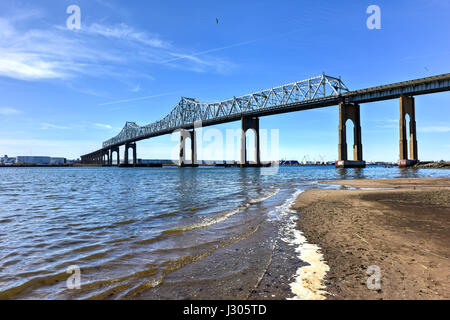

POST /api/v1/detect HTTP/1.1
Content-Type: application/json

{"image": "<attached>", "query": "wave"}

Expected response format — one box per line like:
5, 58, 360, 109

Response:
162, 206, 247, 234
249, 188, 280, 204
163, 189, 280, 234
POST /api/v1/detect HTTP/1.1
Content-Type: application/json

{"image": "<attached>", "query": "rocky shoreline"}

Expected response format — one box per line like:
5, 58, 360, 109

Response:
414, 161, 450, 169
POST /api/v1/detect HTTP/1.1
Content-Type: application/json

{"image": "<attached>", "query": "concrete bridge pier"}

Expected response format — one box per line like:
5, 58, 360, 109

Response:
102, 150, 110, 165
240, 116, 261, 168
124, 143, 137, 166
91, 153, 100, 164
399, 95, 418, 167
110, 147, 120, 166
179, 130, 197, 167
336, 102, 366, 168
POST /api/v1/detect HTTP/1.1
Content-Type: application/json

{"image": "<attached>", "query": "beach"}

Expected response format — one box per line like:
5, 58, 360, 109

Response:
293, 178, 450, 300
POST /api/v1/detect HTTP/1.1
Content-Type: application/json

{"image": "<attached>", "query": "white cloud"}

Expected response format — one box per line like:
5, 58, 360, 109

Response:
94, 123, 113, 129
40, 123, 71, 130
0, 13, 237, 82
84, 23, 170, 48
131, 84, 141, 93
0, 107, 21, 115
0, 53, 66, 80
0, 17, 123, 80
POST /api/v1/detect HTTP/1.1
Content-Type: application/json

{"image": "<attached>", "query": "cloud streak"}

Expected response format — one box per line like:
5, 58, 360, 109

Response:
0, 107, 21, 115
161, 39, 258, 64
0, 11, 238, 82
40, 123, 71, 130
84, 23, 170, 48
94, 123, 113, 129
98, 91, 182, 106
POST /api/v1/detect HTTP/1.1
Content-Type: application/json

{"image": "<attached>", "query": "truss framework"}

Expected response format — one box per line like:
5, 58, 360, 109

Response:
103, 74, 349, 148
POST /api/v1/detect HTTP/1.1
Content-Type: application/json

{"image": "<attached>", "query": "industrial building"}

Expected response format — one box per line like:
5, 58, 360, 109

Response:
15, 156, 66, 165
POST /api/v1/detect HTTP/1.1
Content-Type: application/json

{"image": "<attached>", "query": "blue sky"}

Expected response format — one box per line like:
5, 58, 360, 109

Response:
0, 0, 449, 162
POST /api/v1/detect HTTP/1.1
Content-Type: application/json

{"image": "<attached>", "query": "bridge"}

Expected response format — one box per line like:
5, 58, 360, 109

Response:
81, 73, 450, 168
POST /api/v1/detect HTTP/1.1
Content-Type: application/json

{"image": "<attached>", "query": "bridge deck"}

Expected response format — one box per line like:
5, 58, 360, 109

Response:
345, 73, 450, 104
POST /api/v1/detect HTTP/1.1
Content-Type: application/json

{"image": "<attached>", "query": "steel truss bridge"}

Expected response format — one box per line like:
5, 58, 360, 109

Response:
82, 73, 450, 167
103, 75, 349, 148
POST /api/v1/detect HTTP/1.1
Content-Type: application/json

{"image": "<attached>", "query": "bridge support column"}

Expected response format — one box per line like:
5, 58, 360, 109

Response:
240, 116, 261, 168
399, 96, 418, 167
124, 143, 137, 166
110, 147, 119, 166
132, 144, 137, 165
336, 102, 365, 168
179, 130, 197, 167
102, 150, 109, 166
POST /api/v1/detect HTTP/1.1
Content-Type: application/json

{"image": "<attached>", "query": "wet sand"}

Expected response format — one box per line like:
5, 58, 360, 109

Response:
293, 178, 450, 300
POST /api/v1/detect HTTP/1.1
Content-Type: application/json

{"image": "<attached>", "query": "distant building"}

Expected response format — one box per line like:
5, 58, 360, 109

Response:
65, 159, 81, 164
16, 156, 66, 165
137, 159, 173, 165
16, 156, 51, 164
200, 160, 221, 165
1, 155, 16, 165
50, 157, 66, 165
279, 160, 300, 166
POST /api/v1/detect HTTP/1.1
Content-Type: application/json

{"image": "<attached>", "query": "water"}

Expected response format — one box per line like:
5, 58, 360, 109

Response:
0, 166, 448, 299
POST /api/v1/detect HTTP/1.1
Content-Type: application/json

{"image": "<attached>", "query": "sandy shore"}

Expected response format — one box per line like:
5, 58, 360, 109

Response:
293, 178, 450, 300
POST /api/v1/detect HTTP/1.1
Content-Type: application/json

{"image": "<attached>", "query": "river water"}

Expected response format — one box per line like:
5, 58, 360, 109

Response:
0, 166, 448, 299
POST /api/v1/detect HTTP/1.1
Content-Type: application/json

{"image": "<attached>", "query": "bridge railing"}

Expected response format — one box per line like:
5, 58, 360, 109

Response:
102, 74, 349, 148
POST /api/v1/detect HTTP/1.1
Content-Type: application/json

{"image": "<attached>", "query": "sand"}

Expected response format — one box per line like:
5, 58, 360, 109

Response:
293, 178, 450, 300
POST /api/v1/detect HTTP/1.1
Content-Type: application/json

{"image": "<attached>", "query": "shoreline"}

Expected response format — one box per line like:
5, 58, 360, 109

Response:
293, 177, 450, 300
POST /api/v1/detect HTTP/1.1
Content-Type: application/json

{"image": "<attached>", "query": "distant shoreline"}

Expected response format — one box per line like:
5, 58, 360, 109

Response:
293, 177, 450, 300
1, 161, 449, 168
0, 164, 88, 167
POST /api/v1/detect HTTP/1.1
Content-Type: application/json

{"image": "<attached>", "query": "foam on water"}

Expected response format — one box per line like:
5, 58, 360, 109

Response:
271, 189, 330, 300
284, 216, 330, 300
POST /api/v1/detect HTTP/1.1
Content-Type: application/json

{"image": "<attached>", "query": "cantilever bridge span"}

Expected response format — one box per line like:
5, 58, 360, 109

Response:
81, 73, 450, 168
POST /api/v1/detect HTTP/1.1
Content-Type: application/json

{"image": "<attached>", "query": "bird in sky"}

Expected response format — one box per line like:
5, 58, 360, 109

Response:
216, 18, 219, 24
